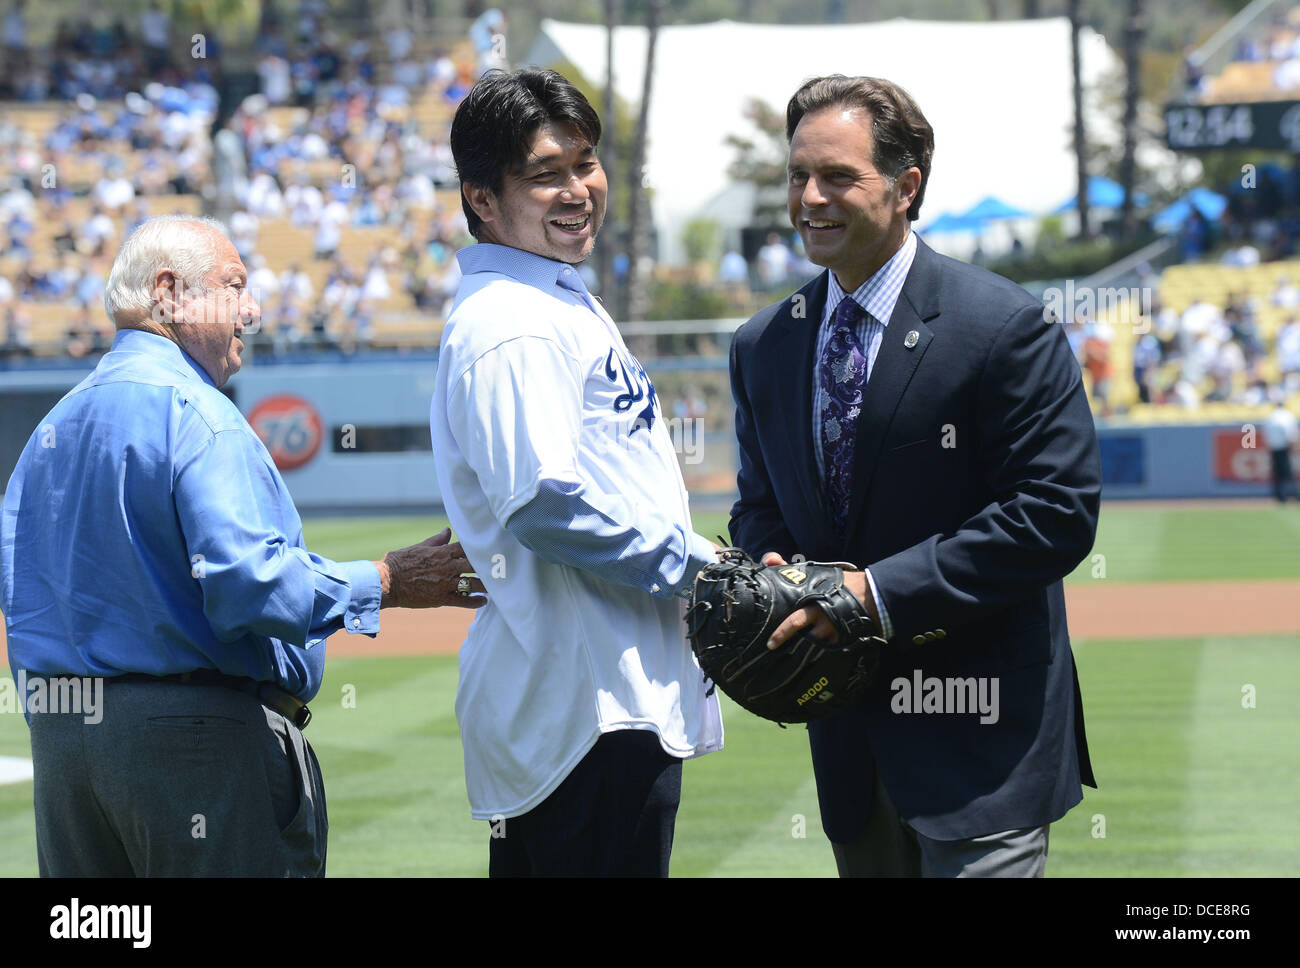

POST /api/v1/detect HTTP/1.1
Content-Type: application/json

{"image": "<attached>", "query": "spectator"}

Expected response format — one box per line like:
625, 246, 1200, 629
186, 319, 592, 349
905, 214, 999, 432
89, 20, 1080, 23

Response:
79, 204, 117, 258
247, 253, 280, 306
246, 170, 286, 217
469, 8, 508, 77
1272, 275, 1300, 308
3, 0, 28, 89
1133, 331, 1162, 404
229, 209, 259, 259
718, 247, 749, 288
1278, 316, 1300, 380
756, 232, 792, 289
1081, 324, 1115, 415
1220, 240, 1260, 266
1263, 396, 1300, 502
139, 1, 171, 73
259, 53, 292, 105
313, 191, 348, 260
280, 263, 313, 304
361, 255, 391, 302
94, 162, 136, 214
1182, 207, 1211, 260
286, 174, 323, 227
2, 304, 33, 358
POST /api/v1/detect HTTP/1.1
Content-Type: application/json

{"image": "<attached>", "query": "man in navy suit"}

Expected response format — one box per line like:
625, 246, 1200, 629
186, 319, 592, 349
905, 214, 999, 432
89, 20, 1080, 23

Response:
728, 75, 1101, 877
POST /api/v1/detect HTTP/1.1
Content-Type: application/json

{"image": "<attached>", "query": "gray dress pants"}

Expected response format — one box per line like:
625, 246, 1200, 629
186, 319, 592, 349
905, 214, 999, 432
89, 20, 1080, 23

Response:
28, 678, 327, 877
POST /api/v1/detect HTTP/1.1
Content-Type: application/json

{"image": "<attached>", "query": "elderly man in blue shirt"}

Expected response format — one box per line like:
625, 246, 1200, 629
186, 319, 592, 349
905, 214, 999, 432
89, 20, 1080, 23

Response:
0, 214, 485, 877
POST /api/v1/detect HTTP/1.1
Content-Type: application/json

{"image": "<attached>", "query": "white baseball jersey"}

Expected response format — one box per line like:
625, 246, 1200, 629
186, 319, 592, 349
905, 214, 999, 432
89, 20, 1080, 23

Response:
430, 243, 724, 820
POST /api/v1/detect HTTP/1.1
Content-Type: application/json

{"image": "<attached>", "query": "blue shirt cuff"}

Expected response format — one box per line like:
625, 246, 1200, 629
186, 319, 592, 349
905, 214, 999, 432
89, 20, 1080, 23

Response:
672, 533, 718, 599
336, 559, 382, 638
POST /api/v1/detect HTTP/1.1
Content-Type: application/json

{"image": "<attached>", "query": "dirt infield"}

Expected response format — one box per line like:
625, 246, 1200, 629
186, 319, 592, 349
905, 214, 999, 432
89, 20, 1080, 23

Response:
2, 578, 1296, 664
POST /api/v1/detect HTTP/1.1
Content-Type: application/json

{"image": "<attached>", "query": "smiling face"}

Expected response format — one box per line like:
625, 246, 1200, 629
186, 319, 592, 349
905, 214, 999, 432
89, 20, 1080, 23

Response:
787, 107, 920, 292
156, 230, 261, 387
467, 121, 607, 265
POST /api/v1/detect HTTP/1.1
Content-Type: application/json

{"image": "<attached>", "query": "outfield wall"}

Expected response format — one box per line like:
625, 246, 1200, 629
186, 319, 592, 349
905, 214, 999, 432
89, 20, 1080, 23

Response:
0, 358, 1289, 509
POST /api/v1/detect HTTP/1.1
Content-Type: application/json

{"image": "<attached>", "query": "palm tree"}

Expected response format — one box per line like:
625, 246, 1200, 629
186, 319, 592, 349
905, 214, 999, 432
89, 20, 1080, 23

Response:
624, 0, 664, 323
1119, 0, 1146, 240
599, 0, 622, 302
1070, 0, 1091, 240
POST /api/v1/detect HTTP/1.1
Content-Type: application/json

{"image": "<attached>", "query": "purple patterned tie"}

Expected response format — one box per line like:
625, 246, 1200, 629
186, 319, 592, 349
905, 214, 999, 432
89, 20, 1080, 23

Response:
819, 296, 867, 532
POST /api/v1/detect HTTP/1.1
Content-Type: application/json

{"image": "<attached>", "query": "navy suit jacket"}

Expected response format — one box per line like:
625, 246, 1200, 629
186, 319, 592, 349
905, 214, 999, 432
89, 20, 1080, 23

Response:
728, 235, 1101, 843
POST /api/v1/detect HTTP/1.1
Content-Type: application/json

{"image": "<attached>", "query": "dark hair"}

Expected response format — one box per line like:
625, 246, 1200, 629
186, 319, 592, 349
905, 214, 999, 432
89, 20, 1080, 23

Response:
786, 75, 934, 221
450, 68, 602, 239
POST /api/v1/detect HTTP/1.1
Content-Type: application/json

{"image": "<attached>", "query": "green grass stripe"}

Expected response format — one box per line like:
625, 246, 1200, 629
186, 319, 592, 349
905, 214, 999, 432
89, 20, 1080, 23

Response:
1180, 636, 1300, 876
1049, 638, 1200, 876
298, 505, 1300, 584
2, 634, 1295, 876
0, 780, 37, 877
1052, 635, 1300, 877
300, 515, 453, 565
311, 655, 482, 876
1067, 507, 1300, 583
672, 694, 836, 877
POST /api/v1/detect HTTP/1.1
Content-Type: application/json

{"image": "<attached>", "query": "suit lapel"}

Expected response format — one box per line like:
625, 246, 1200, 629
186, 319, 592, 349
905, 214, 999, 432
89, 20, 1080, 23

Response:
842, 236, 942, 541
769, 273, 835, 541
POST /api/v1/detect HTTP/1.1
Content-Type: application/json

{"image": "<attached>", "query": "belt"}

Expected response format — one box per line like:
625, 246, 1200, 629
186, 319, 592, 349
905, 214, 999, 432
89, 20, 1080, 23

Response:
112, 670, 313, 730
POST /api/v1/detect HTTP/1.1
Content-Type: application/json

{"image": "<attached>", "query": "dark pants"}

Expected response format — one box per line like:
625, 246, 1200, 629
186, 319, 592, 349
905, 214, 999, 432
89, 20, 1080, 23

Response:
830, 767, 1048, 877
1272, 448, 1298, 502
28, 678, 327, 877
488, 728, 683, 877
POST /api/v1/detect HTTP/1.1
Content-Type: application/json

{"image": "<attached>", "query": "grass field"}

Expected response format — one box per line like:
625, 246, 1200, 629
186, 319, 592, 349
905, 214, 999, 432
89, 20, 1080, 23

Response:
1, 503, 1298, 876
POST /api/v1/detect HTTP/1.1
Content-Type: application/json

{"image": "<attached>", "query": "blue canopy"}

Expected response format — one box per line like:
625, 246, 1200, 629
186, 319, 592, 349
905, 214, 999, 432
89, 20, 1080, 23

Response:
1151, 187, 1228, 233
961, 196, 1030, 220
1053, 175, 1149, 213
921, 211, 986, 234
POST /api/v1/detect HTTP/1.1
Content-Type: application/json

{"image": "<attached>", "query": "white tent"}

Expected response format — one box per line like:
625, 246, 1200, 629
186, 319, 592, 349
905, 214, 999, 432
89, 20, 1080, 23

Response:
525, 17, 1160, 264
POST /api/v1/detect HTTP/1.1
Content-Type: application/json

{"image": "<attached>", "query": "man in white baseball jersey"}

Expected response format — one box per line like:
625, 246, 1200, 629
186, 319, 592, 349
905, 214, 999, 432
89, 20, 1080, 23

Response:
430, 68, 723, 877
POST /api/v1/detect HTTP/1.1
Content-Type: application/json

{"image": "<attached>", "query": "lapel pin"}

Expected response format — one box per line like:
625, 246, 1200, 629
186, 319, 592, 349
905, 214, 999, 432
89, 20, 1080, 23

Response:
904, 330, 919, 349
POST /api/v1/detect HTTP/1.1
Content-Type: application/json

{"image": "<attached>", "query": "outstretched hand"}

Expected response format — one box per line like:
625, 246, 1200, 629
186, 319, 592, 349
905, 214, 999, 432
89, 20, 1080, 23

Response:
375, 528, 487, 609
761, 551, 873, 649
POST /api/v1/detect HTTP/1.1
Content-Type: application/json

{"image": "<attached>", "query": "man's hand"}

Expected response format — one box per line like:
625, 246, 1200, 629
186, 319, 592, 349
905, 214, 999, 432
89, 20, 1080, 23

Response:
762, 551, 877, 649
374, 528, 487, 609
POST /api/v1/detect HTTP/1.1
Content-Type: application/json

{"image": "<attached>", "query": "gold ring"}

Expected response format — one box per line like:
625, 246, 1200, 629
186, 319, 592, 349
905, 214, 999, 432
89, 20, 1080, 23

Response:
456, 577, 471, 597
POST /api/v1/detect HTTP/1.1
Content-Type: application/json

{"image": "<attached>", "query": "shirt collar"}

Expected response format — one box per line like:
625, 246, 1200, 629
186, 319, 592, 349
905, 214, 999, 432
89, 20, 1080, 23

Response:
825, 229, 918, 327
109, 328, 220, 389
456, 242, 593, 298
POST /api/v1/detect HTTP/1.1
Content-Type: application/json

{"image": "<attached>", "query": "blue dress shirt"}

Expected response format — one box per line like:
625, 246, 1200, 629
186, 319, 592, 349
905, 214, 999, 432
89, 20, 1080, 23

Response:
0, 329, 380, 701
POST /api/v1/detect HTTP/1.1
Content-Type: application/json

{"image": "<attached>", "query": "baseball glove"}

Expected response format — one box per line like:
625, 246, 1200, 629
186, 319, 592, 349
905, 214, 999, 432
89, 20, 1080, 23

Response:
685, 548, 886, 725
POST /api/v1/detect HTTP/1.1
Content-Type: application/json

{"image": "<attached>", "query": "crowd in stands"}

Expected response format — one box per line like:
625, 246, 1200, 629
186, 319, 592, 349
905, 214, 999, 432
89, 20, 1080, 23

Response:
0, 0, 220, 103
1183, 3, 1300, 102
1066, 277, 1300, 418
219, 10, 488, 356
0, 0, 513, 361
1, 76, 215, 360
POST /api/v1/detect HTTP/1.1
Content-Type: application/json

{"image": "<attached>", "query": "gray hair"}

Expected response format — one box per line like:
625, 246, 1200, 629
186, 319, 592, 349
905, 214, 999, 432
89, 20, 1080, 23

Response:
102, 215, 231, 322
